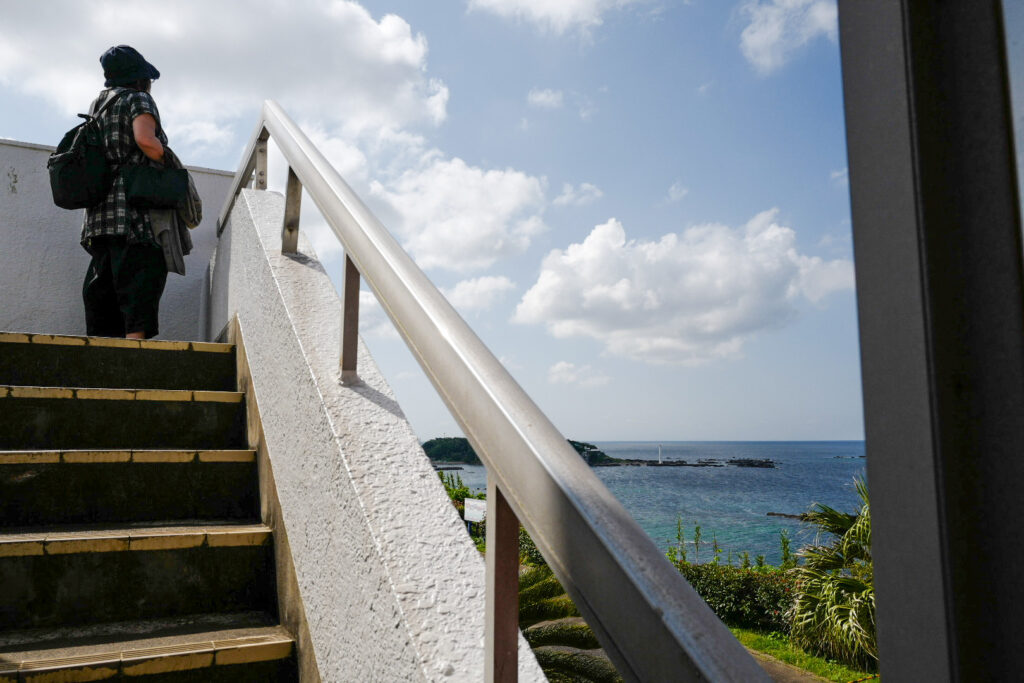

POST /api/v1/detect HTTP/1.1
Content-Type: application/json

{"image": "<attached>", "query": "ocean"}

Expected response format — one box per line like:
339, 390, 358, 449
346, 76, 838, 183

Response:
448, 441, 867, 566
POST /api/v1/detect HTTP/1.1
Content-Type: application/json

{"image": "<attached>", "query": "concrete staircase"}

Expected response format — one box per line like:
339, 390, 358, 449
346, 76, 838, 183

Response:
0, 332, 297, 682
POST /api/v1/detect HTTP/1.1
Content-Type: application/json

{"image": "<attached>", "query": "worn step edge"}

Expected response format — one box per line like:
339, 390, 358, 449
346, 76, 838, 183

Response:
0, 386, 242, 403
0, 628, 292, 681
0, 332, 232, 354
0, 450, 255, 465
0, 524, 271, 557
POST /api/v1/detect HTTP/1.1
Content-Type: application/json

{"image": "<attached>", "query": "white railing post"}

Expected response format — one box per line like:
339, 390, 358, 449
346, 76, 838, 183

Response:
282, 166, 301, 254
340, 255, 360, 384
486, 480, 519, 682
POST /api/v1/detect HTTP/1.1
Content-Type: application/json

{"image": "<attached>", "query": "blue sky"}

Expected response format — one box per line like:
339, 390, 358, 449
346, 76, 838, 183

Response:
0, 0, 864, 441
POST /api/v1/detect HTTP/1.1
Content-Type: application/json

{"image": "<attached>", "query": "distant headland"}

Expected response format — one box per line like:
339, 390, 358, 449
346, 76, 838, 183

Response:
422, 437, 775, 469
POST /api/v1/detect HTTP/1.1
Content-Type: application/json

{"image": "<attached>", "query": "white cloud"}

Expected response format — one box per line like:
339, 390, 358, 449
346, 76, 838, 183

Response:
548, 361, 610, 387
442, 276, 516, 312
526, 89, 597, 119
817, 227, 852, 256
666, 181, 689, 203
554, 182, 604, 207
527, 88, 564, 109
0, 1, 448, 154
576, 95, 597, 121
514, 210, 854, 364
370, 156, 547, 272
830, 167, 848, 187
359, 290, 400, 339
468, 0, 645, 35
739, 0, 838, 75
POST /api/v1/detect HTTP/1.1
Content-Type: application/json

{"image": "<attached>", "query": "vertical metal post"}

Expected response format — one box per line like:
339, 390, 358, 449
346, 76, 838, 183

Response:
340, 256, 360, 384
282, 167, 301, 254
840, 1, 1024, 679
485, 480, 519, 683
253, 130, 269, 190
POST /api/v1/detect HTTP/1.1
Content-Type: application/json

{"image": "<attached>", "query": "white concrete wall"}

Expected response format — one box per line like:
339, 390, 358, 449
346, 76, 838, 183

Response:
0, 139, 232, 340
209, 189, 545, 681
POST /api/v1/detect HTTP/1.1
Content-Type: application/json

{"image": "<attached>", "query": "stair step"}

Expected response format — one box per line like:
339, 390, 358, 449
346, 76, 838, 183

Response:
0, 332, 236, 392
0, 619, 294, 682
0, 450, 258, 527
0, 332, 296, 680
0, 386, 242, 402
0, 522, 272, 556
0, 449, 255, 464
0, 387, 246, 451
0, 524, 276, 631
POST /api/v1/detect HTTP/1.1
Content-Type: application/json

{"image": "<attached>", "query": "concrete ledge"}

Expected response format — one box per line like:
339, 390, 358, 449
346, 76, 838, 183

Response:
209, 189, 544, 681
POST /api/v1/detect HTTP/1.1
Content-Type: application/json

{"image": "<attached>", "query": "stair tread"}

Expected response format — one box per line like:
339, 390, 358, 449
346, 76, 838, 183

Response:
0, 331, 233, 354
0, 449, 255, 464
0, 521, 269, 538
0, 615, 291, 674
0, 522, 270, 556
0, 611, 276, 653
0, 385, 243, 403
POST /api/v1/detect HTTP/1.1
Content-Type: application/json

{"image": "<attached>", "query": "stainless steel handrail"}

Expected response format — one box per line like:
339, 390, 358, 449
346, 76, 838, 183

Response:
217, 100, 768, 682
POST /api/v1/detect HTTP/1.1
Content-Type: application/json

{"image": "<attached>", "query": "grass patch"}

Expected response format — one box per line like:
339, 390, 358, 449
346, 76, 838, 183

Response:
730, 627, 877, 683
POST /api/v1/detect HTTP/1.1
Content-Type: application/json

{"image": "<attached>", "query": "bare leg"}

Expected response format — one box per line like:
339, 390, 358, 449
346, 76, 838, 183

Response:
126, 331, 146, 340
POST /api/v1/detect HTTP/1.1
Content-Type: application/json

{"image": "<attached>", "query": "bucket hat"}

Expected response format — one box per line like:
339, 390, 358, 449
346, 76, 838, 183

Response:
100, 45, 160, 87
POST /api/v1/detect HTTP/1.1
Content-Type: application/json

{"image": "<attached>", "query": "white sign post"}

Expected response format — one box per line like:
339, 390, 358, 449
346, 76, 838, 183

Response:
464, 498, 487, 523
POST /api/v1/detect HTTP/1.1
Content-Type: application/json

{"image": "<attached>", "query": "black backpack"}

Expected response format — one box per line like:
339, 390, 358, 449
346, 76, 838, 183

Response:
47, 90, 127, 210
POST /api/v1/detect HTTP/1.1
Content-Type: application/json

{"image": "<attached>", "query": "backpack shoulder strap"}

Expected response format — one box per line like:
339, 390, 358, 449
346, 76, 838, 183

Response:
86, 89, 130, 119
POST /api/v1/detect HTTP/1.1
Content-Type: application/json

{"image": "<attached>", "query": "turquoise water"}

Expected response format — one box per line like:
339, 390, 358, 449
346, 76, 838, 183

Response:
450, 441, 866, 565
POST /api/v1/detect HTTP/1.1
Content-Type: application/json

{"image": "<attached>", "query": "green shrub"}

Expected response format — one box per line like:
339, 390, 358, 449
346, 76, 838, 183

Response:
520, 564, 554, 590
438, 471, 482, 507
520, 574, 567, 606
519, 525, 547, 566
676, 562, 795, 633
520, 594, 581, 627
525, 618, 601, 649
532, 646, 622, 683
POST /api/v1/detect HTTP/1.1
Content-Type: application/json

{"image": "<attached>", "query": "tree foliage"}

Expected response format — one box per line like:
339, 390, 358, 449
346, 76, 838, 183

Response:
423, 436, 612, 466
424, 437, 482, 464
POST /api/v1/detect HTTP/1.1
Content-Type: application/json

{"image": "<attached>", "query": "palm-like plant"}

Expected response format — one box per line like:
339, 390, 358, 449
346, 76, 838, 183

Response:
789, 478, 877, 670
519, 565, 623, 682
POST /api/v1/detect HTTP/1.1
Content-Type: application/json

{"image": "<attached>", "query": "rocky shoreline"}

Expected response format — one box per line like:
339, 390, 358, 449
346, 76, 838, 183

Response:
424, 436, 777, 469
592, 457, 775, 468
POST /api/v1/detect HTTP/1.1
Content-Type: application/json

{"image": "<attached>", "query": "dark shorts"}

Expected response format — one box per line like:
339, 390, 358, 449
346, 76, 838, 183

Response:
83, 236, 167, 338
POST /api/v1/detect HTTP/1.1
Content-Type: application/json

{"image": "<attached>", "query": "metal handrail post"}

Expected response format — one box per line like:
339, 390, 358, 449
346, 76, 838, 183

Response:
217, 122, 268, 235
254, 131, 268, 190
282, 167, 301, 254
485, 481, 520, 683
341, 255, 360, 383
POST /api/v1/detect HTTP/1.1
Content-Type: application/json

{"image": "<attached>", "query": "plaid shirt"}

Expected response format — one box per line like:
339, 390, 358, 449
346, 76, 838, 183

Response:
81, 88, 168, 249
